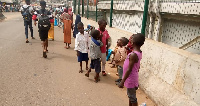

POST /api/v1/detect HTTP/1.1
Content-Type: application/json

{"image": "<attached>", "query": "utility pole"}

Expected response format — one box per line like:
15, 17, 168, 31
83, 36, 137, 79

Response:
141, 0, 149, 36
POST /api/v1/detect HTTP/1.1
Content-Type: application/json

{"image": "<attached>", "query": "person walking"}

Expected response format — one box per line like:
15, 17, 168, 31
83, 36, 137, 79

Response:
20, 0, 35, 43
60, 8, 73, 49
33, 1, 52, 58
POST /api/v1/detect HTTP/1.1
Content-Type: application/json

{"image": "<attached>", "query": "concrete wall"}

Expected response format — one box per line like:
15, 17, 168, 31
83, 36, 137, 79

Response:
80, 14, 200, 106
140, 39, 200, 106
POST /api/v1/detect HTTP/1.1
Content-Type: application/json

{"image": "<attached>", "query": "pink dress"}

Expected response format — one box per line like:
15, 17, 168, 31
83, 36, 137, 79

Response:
123, 51, 142, 88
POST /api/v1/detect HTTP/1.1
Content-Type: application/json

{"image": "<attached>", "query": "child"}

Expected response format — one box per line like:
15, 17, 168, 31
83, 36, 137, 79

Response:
126, 34, 134, 55
114, 37, 129, 84
118, 33, 145, 106
98, 19, 110, 76
85, 30, 103, 83
109, 40, 119, 68
33, 1, 52, 58
74, 22, 90, 73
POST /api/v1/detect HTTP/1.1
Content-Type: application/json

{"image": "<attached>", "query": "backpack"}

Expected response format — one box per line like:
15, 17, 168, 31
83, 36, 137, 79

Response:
22, 6, 31, 22
38, 9, 51, 31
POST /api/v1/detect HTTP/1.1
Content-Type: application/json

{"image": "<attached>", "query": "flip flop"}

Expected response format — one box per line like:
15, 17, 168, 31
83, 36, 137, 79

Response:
79, 70, 83, 73
85, 73, 89, 77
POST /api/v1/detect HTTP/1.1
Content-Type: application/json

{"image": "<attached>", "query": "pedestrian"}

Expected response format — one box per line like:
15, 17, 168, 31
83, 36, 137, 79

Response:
74, 22, 90, 73
60, 8, 73, 49
85, 30, 103, 83
114, 37, 129, 84
98, 19, 110, 76
33, 1, 52, 58
20, 0, 35, 43
118, 33, 145, 106
73, 15, 81, 38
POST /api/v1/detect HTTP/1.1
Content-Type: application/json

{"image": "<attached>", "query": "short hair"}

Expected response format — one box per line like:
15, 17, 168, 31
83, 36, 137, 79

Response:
121, 37, 129, 46
40, 1, 46, 6
98, 19, 107, 25
77, 22, 84, 27
91, 30, 100, 39
25, 0, 30, 2
132, 33, 145, 47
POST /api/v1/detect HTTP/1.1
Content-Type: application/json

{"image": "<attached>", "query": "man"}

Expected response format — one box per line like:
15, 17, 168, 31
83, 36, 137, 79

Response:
20, 0, 35, 43
33, 1, 52, 58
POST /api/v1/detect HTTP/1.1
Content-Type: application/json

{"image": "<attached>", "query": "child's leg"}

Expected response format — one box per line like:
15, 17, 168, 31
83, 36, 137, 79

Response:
94, 58, 101, 82
118, 66, 123, 80
101, 53, 107, 76
79, 61, 83, 73
127, 88, 138, 106
85, 60, 88, 70
85, 60, 93, 77
94, 72, 100, 83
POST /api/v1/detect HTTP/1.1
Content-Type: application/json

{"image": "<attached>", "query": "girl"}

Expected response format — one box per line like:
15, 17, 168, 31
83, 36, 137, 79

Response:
118, 33, 145, 106
74, 22, 90, 73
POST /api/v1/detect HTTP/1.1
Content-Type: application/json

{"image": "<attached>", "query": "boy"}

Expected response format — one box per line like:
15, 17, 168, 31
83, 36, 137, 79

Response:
20, 0, 35, 43
85, 30, 103, 83
118, 33, 145, 106
98, 19, 110, 76
74, 22, 90, 73
114, 37, 129, 84
33, 1, 52, 58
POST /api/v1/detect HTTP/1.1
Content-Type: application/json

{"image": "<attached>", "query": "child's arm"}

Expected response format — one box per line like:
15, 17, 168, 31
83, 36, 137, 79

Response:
74, 35, 80, 56
106, 39, 109, 56
118, 53, 139, 88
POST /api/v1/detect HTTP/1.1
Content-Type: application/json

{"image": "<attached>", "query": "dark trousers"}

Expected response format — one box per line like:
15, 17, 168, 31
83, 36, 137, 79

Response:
24, 20, 33, 39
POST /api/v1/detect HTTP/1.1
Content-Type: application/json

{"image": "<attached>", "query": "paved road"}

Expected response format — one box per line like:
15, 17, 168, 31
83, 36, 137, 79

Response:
0, 12, 155, 106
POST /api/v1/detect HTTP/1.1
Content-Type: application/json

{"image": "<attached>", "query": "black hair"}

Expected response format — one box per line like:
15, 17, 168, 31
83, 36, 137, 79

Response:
77, 22, 84, 27
25, 0, 30, 2
121, 37, 129, 46
40, 1, 46, 6
91, 30, 100, 39
133, 33, 145, 47
98, 19, 107, 25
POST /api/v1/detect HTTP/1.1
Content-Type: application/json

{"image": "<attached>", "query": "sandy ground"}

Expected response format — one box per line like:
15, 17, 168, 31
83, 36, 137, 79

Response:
0, 12, 156, 106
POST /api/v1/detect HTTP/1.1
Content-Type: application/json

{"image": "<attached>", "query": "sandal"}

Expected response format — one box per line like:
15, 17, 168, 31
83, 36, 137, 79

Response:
102, 71, 107, 76
85, 73, 89, 77
26, 40, 29, 43
79, 70, 83, 73
43, 51, 47, 58
94, 76, 100, 83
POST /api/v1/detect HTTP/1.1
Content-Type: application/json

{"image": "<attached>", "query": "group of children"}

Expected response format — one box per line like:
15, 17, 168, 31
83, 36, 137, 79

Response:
74, 18, 145, 105
74, 19, 109, 82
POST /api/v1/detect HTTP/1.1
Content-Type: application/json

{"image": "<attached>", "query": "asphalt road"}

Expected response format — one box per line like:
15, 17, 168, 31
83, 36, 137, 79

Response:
0, 12, 155, 106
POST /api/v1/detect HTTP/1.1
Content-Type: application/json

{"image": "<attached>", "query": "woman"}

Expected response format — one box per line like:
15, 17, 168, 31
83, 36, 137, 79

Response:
60, 8, 73, 49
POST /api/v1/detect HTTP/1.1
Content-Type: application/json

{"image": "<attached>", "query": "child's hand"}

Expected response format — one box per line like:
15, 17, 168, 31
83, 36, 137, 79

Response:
115, 60, 119, 63
118, 82, 124, 88
77, 51, 80, 57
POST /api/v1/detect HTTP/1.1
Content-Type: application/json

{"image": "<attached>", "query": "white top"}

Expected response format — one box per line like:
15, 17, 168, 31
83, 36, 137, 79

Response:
20, 5, 33, 14
74, 32, 90, 53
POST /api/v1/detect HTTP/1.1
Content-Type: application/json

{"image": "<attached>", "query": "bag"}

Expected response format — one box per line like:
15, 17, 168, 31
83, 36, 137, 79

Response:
38, 10, 51, 30
22, 6, 32, 22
